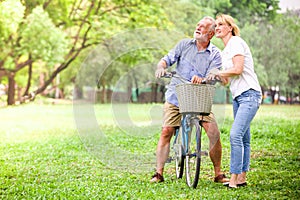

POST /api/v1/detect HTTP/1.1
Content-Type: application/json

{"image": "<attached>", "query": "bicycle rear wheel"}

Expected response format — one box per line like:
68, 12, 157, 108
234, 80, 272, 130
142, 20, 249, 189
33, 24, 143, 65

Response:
173, 127, 185, 179
185, 118, 202, 188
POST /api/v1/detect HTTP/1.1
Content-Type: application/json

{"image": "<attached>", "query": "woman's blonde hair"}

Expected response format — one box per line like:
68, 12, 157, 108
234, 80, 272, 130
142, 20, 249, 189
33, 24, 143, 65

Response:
216, 14, 240, 36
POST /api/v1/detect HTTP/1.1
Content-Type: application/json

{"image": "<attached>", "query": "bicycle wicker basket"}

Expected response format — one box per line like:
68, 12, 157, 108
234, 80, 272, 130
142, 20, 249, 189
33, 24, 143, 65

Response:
176, 83, 215, 115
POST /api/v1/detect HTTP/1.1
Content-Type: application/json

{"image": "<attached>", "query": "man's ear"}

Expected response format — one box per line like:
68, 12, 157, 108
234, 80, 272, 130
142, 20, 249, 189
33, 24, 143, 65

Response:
209, 31, 215, 39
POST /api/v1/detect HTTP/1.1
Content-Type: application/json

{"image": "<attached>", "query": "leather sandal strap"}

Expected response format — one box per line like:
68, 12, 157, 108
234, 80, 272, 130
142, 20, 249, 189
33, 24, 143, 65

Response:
214, 174, 226, 182
152, 172, 164, 182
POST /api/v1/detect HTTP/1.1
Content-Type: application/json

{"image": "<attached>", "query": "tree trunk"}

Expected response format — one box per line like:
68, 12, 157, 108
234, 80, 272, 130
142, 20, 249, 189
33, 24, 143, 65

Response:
127, 75, 132, 102
132, 72, 139, 102
226, 88, 230, 104
7, 73, 16, 105
23, 55, 32, 97
39, 72, 47, 96
151, 83, 158, 103
101, 82, 106, 103
55, 74, 60, 99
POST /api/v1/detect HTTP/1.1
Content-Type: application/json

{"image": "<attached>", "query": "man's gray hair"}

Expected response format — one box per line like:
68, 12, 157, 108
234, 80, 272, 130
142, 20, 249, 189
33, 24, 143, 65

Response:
202, 16, 216, 31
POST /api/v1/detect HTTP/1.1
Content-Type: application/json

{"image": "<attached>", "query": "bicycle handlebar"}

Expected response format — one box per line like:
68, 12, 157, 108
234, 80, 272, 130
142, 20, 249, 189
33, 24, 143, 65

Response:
161, 71, 220, 85
162, 71, 177, 78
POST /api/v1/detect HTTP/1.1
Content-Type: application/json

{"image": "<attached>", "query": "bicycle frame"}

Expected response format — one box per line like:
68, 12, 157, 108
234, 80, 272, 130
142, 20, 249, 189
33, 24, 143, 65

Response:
183, 114, 194, 155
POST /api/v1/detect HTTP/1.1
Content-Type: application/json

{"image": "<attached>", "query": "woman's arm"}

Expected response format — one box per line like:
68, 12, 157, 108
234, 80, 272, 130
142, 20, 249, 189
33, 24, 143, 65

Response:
220, 55, 244, 77
220, 76, 229, 86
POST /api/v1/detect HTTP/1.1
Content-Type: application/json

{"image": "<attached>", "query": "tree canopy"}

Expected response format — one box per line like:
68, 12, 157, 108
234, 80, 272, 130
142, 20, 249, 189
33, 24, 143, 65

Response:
0, 0, 299, 105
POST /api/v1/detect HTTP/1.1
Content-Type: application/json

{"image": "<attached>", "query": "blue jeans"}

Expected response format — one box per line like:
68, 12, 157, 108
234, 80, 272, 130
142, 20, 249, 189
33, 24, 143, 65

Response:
230, 89, 261, 174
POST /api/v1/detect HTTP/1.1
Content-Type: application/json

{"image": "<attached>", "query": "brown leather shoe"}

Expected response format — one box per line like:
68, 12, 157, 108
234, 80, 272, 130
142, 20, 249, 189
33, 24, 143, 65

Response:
214, 174, 229, 183
150, 172, 164, 183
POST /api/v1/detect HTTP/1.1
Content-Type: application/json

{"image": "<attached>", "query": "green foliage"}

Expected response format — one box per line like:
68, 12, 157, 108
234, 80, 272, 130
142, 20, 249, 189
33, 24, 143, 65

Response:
213, 0, 280, 24
44, 0, 74, 26
90, 0, 171, 42
252, 12, 300, 93
14, 67, 28, 87
0, 0, 25, 60
19, 6, 69, 65
76, 27, 184, 94
2, 57, 14, 70
239, 23, 269, 87
160, 0, 215, 36
1, 0, 299, 105
127, 2, 169, 29
0, 0, 25, 40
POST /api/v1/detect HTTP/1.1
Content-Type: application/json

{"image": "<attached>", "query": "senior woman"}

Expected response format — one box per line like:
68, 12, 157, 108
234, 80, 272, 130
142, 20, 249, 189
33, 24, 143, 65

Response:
214, 14, 262, 188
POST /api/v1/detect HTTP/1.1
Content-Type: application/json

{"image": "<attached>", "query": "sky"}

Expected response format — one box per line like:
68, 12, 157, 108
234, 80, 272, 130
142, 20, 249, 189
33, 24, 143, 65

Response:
279, 0, 300, 12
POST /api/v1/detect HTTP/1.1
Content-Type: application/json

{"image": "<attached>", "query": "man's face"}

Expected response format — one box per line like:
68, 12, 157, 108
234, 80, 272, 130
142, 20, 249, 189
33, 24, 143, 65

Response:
193, 19, 213, 42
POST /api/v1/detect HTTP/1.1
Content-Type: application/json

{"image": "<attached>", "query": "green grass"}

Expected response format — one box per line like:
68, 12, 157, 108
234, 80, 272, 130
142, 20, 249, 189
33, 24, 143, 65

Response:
0, 103, 299, 199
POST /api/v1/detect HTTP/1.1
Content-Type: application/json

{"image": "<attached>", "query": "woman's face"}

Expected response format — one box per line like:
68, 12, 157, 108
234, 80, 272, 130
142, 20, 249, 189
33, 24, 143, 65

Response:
215, 18, 232, 39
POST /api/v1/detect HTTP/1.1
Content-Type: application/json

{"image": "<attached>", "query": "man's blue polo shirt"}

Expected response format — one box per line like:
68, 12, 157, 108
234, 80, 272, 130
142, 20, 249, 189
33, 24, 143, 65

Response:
162, 38, 222, 107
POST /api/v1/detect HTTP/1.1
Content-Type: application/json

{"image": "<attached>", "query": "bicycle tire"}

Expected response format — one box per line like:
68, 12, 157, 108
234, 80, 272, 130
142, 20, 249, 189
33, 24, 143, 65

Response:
173, 127, 185, 179
185, 118, 202, 188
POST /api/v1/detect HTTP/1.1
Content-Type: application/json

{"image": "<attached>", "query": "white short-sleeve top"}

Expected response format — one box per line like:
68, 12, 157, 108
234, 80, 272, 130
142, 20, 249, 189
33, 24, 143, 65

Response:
221, 36, 262, 99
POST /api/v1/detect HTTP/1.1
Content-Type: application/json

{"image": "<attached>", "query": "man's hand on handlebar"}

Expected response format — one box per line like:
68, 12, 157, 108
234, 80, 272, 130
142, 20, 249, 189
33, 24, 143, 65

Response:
191, 68, 222, 84
155, 67, 166, 78
191, 75, 203, 84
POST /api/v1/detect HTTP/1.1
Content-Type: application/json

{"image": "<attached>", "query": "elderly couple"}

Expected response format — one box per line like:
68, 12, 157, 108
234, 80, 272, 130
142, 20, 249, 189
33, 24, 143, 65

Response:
151, 14, 262, 189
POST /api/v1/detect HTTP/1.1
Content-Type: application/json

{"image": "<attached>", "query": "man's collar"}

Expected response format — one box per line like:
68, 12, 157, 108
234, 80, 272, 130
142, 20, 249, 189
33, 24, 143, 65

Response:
190, 38, 212, 52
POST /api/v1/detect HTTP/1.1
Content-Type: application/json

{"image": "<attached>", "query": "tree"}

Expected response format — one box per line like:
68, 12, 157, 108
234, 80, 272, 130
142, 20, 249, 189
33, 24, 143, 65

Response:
208, 0, 280, 25
240, 11, 300, 102
2, 0, 297, 106
0, 0, 26, 104
76, 27, 184, 103
0, 0, 170, 105
263, 11, 300, 101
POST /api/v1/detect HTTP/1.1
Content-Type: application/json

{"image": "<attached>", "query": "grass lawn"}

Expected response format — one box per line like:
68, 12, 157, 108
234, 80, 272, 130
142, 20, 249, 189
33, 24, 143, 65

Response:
0, 102, 299, 199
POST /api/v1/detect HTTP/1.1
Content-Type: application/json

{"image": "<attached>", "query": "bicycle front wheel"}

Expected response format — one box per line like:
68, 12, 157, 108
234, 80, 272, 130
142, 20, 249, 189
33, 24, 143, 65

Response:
185, 118, 202, 188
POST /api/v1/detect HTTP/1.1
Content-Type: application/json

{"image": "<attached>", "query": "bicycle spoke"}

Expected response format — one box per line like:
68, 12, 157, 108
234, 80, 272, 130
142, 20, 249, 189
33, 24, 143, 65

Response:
172, 127, 184, 179
185, 119, 201, 188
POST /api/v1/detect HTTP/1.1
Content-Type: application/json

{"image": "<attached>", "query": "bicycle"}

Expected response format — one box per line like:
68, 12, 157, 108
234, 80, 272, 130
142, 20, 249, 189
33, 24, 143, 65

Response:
162, 71, 216, 188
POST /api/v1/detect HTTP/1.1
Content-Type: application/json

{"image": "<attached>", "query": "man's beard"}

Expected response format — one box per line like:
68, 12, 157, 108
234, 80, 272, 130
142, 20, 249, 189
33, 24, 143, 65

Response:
194, 32, 209, 42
